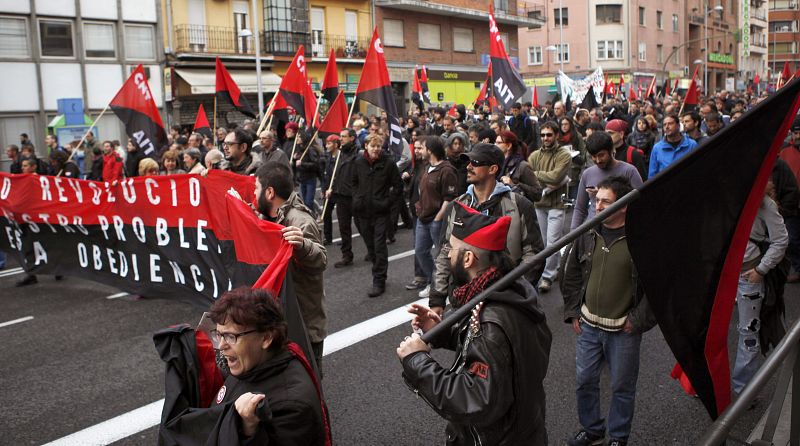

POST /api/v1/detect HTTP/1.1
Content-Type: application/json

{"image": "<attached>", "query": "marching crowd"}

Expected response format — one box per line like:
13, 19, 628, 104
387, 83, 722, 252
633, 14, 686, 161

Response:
5, 87, 800, 445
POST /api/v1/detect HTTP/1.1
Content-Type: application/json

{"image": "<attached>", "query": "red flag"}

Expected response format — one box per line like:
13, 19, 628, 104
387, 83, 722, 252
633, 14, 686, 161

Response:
778, 61, 792, 89
304, 80, 319, 129
215, 57, 255, 118
278, 46, 309, 122
355, 27, 403, 157
488, 3, 526, 108
447, 104, 458, 117
644, 76, 657, 101
628, 85, 637, 101
532, 81, 539, 108
412, 66, 424, 109
321, 49, 339, 104
318, 91, 348, 137
618, 75, 625, 92
192, 103, 212, 139
603, 74, 610, 96
673, 78, 680, 93
607, 80, 616, 96
109, 64, 168, 157
684, 66, 700, 108
754, 73, 760, 85
637, 85, 643, 100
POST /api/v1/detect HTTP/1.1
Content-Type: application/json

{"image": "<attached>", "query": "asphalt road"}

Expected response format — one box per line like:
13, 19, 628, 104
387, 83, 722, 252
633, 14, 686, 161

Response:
1, 214, 796, 445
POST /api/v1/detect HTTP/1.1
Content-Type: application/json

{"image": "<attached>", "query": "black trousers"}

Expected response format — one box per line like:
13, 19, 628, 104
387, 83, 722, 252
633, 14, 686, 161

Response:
387, 196, 412, 239
334, 194, 355, 260
359, 213, 388, 287
323, 194, 337, 243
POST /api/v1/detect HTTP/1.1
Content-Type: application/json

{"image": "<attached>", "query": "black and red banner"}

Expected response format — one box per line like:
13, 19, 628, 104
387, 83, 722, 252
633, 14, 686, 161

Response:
321, 49, 339, 105
419, 65, 431, 105
0, 170, 291, 303
355, 27, 403, 158
278, 47, 310, 124
193, 103, 213, 139
318, 91, 348, 138
412, 67, 424, 110
488, 4, 526, 109
110, 64, 169, 157
215, 57, 256, 118
626, 78, 800, 418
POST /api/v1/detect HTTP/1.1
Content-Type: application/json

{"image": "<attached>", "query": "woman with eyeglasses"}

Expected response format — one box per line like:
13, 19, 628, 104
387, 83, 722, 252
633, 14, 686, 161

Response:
157, 287, 328, 445
495, 130, 542, 203
558, 117, 588, 200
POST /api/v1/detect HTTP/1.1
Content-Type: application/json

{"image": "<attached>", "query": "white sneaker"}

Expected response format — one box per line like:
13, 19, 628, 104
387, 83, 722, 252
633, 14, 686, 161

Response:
418, 285, 430, 298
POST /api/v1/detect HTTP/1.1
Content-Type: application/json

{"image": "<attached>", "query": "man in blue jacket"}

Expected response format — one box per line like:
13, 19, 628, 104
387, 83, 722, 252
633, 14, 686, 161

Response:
649, 113, 698, 178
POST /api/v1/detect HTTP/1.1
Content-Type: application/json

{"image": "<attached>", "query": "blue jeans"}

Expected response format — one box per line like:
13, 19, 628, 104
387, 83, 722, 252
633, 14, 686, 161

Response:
535, 207, 565, 281
575, 321, 642, 440
300, 178, 317, 214
414, 219, 442, 283
732, 277, 765, 394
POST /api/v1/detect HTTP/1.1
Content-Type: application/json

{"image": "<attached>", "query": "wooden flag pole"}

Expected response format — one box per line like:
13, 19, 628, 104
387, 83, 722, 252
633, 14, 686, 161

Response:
256, 97, 277, 136
66, 103, 110, 167
320, 148, 341, 222
288, 132, 301, 162
311, 91, 323, 130
213, 96, 218, 134
297, 128, 320, 162
345, 95, 358, 129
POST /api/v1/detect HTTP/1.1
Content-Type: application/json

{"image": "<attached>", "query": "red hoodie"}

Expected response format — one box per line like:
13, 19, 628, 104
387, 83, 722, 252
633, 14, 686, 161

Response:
102, 152, 124, 182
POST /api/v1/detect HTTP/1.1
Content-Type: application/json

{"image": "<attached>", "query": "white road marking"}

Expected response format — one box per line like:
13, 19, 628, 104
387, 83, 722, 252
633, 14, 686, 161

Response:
0, 316, 33, 328
43, 296, 428, 445
389, 250, 415, 262
0, 267, 24, 278
106, 292, 129, 300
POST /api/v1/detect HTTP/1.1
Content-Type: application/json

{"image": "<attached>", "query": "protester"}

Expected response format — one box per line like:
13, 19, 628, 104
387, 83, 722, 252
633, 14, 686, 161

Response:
321, 134, 341, 245
124, 139, 144, 178
259, 130, 290, 167
351, 133, 403, 297
204, 149, 224, 171
224, 128, 261, 176
496, 130, 541, 204
330, 129, 360, 268
528, 121, 572, 293
161, 149, 187, 175
254, 161, 328, 373
138, 158, 160, 176
101, 140, 124, 182
562, 176, 656, 446
680, 111, 706, 146
405, 138, 429, 291
6, 145, 22, 174
49, 150, 80, 178
649, 113, 698, 178
626, 116, 657, 161
606, 119, 648, 181
444, 132, 470, 196
429, 143, 544, 316
157, 287, 326, 445
82, 131, 99, 177
294, 131, 322, 214
183, 148, 205, 175
398, 204, 551, 445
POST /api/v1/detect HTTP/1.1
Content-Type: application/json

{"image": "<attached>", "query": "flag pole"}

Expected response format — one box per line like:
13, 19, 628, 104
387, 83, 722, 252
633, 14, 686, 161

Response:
297, 128, 320, 162
213, 96, 218, 134
256, 97, 277, 136
345, 95, 357, 129
311, 91, 323, 130
288, 132, 300, 162
320, 149, 341, 223
420, 188, 641, 343
66, 103, 111, 167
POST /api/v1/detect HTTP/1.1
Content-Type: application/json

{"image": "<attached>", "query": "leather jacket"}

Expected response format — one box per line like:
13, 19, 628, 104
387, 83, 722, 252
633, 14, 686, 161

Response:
402, 278, 552, 445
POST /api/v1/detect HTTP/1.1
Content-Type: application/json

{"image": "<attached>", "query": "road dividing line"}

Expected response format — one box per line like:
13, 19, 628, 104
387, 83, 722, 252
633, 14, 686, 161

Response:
0, 316, 33, 328
105, 292, 129, 300
0, 267, 24, 278
44, 295, 428, 445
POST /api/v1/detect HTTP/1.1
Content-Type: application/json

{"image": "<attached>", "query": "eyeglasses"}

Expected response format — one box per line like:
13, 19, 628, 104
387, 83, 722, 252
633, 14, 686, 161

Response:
469, 158, 492, 167
222, 141, 240, 147
540, 133, 555, 137
210, 329, 260, 345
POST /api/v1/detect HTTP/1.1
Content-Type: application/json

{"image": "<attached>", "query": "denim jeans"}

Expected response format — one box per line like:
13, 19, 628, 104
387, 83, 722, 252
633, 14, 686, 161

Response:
300, 178, 317, 214
535, 207, 565, 281
575, 321, 642, 440
732, 277, 765, 394
415, 219, 442, 283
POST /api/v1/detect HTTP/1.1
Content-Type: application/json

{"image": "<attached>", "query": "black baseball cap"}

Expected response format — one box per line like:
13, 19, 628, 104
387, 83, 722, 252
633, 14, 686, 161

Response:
464, 143, 504, 168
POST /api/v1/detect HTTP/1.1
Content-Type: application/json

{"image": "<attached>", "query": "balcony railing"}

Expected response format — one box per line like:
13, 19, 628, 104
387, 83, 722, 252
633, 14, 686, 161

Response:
175, 24, 256, 55
310, 33, 370, 59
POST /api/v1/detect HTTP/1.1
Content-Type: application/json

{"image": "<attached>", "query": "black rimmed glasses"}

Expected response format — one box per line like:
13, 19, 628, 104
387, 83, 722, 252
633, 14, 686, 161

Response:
210, 329, 260, 345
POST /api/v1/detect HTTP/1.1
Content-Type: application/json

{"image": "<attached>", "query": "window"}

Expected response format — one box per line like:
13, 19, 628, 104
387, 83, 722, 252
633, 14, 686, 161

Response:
528, 45, 542, 65
638, 7, 645, 26
597, 40, 623, 60
672, 46, 679, 64
596, 5, 622, 24
0, 17, 29, 57
124, 24, 155, 60
772, 20, 794, 32
453, 27, 473, 52
555, 43, 569, 63
84, 22, 116, 58
657, 44, 663, 63
418, 23, 440, 50
554, 7, 568, 26
656, 11, 663, 29
638, 42, 646, 61
39, 19, 74, 57
494, 0, 509, 13
383, 19, 403, 47
672, 14, 679, 32
500, 32, 509, 52
770, 42, 795, 54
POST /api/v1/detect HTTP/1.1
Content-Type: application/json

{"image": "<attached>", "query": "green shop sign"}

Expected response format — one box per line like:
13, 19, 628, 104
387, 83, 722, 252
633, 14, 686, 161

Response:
708, 53, 734, 65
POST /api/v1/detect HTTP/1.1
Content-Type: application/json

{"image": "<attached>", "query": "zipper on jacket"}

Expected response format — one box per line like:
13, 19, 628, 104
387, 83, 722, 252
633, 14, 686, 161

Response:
470, 425, 483, 446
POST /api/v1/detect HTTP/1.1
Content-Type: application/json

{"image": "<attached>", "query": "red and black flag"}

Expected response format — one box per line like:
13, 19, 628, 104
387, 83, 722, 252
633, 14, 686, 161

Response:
304, 80, 319, 129
626, 78, 800, 419
278, 46, 310, 123
193, 103, 212, 139
644, 76, 657, 102
488, 3, 526, 109
317, 90, 348, 138
778, 61, 792, 89
661, 78, 670, 98
475, 63, 498, 110
355, 27, 403, 158
419, 65, 431, 105
110, 64, 168, 157
412, 66, 425, 110
618, 75, 625, 97
215, 57, 255, 118
683, 66, 700, 111
321, 49, 339, 104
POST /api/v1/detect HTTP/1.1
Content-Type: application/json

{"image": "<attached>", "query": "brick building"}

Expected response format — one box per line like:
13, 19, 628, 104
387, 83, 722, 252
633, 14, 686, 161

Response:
768, 0, 800, 81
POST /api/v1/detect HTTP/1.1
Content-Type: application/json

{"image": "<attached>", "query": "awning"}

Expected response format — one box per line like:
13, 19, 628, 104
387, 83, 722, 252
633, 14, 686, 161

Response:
174, 68, 281, 95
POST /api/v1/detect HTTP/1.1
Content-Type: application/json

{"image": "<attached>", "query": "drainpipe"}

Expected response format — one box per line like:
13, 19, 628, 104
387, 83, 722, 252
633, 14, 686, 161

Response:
166, 0, 173, 54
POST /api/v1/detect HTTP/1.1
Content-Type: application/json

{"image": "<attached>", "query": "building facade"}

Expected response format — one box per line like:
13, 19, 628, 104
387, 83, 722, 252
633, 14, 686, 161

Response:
163, 0, 372, 128
0, 0, 165, 172
374, 0, 544, 114
768, 0, 800, 81
739, 0, 769, 86
685, 0, 739, 94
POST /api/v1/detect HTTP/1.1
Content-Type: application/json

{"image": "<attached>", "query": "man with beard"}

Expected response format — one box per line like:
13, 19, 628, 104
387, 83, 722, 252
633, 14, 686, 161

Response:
704, 112, 725, 137
351, 133, 403, 297
680, 111, 706, 145
649, 113, 698, 178
224, 128, 262, 176
398, 204, 552, 445
331, 128, 361, 268
429, 143, 544, 316
254, 161, 328, 374
562, 176, 655, 446
571, 132, 643, 230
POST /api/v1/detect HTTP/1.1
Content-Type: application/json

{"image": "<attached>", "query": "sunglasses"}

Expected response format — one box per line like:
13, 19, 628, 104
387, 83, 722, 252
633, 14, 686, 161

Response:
540, 133, 555, 137
469, 158, 492, 167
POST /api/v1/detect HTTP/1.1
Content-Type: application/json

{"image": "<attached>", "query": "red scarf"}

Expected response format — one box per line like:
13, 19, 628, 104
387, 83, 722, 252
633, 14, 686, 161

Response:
451, 266, 501, 307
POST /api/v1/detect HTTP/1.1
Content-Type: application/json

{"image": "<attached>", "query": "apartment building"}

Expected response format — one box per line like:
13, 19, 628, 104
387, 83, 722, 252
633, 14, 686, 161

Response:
768, 0, 800, 80
685, 0, 739, 94
374, 0, 544, 113
739, 0, 769, 85
0, 0, 165, 172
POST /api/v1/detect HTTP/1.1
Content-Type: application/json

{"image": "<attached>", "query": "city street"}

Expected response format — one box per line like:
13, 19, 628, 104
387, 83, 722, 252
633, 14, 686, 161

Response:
1, 215, 789, 445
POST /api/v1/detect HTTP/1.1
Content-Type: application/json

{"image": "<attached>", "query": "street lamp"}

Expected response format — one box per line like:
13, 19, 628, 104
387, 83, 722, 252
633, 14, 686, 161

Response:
237, 0, 264, 119
703, 3, 724, 96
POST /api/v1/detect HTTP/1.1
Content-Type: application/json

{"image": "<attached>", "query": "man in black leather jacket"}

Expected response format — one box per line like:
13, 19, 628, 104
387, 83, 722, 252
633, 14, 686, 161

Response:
397, 204, 552, 445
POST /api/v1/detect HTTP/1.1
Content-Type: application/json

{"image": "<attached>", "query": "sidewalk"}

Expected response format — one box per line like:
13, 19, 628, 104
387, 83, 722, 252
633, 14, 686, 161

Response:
748, 377, 792, 446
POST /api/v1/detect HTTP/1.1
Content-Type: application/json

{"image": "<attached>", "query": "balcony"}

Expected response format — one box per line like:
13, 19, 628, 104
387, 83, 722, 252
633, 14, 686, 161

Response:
373, 0, 546, 27
310, 32, 370, 60
175, 24, 256, 55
